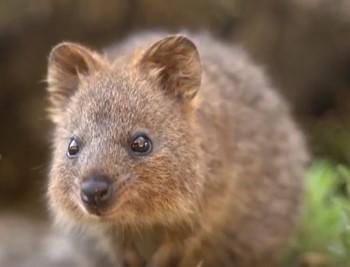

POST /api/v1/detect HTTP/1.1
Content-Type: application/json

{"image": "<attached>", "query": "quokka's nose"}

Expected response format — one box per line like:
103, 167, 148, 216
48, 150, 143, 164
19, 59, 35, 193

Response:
80, 175, 113, 213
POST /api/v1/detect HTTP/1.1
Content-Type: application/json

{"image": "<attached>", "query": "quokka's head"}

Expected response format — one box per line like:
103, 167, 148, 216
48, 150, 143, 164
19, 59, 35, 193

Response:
47, 35, 205, 228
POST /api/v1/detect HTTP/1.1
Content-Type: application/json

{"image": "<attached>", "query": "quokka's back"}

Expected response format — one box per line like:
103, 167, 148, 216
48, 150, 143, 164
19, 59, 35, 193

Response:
47, 32, 309, 267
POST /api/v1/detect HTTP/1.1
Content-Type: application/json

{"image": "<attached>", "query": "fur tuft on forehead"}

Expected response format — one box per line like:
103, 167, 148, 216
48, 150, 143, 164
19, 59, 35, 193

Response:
46, 35, 202, 124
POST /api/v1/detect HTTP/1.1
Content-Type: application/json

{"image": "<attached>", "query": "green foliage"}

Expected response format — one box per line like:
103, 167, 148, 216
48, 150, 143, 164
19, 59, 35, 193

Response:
286, 161, 350, 267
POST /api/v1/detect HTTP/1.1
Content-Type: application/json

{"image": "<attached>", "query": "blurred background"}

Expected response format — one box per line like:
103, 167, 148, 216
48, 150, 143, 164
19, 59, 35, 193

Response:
0, 0, 350, 266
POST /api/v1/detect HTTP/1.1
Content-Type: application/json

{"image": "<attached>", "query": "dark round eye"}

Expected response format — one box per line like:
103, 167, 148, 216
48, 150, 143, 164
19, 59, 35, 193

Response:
67, 137, 80, 158
130, 133, 152, 155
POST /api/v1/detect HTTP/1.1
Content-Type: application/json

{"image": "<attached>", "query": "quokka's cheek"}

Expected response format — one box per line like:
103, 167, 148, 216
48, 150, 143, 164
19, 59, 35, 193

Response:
48, 176, 77, 208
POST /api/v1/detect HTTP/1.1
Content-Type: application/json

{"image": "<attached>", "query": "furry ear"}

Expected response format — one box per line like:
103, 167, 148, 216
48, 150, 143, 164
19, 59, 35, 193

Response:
47, 42, 104, 122
139, 35, 201, 101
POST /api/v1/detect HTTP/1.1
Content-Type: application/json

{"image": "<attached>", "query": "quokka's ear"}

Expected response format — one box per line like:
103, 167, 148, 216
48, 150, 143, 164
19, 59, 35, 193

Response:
139, 35, 201, 101
47, 42, 105, 122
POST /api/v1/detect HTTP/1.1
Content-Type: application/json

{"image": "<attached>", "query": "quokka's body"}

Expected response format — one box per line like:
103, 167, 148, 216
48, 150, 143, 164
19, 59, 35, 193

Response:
47, 32, 308, 267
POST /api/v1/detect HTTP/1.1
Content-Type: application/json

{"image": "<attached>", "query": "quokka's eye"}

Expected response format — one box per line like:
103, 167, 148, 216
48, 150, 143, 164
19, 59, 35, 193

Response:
130, 133, 152, 155
67, 137, 80, 158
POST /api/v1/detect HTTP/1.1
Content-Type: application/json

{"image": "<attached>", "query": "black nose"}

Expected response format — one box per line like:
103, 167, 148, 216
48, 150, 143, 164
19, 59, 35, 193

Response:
80, 175, 113, 213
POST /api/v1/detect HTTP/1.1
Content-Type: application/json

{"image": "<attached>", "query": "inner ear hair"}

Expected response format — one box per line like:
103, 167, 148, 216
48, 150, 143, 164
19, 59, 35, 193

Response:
139, 35, 202, 101
47, 42, 106, 122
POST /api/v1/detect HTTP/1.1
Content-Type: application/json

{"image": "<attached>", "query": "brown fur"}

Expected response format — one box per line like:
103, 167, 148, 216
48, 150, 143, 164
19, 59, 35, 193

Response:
47, 32, 309, 267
